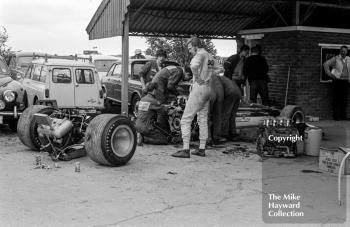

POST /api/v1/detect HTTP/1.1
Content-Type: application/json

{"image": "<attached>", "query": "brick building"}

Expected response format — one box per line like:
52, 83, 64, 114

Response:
238, 27, 350, 119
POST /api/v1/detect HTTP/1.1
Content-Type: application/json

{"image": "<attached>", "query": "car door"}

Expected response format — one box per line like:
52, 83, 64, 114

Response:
73, 67, 100, 107
22, 64, 34, 104
102, 63, 115, 100
110, 63, 122, 102
49, 67, 75, 107
23, 64, 46, 105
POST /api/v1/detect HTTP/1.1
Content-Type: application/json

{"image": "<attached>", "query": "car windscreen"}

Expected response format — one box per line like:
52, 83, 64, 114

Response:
94, 60, 117, 72
0, 60, 10, 78
17, 56, 34, 66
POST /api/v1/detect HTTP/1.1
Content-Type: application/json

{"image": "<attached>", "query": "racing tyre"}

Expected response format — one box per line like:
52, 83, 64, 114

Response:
279, 105, 304, 125
85, 114, 137, 166
17, 105, 54, 151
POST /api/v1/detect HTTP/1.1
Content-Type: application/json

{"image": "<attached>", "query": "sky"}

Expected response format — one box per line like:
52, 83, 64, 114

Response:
0, 0, 237, 57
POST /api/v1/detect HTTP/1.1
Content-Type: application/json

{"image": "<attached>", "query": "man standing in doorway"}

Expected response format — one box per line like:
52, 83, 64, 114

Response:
243, 46, 270, 106
224, 45, 250, 94
323, 45, 350, 120
172, 37, 214, 158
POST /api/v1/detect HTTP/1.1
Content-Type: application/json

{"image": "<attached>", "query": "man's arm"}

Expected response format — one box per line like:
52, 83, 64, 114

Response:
190, 52, 205, 83
262, 57, 269, 75
223, 56, 234, 79
139, 62, 152, 89
323, 57, 336, 79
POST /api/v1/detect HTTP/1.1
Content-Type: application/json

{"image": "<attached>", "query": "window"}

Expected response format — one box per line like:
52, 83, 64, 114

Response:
76, 69, 94, 84
112, 64, 122, 77
32, 65, 42, 81
94, 60, 117, 72
52, 68, 71, 83
132, 63, 147, 80
107, 64, 116, 76
40, 66, 48, 82
25, 65, 33, 79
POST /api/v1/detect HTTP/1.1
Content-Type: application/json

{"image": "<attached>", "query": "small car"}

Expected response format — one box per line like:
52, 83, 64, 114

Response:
7, 52, 48, 80
0, 56, 27, 131
102, 59, 190, 115
78, 54, 120, 80
22, 57, 104, 109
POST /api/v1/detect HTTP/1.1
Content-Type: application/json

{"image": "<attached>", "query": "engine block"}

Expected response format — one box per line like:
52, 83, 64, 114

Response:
257, 117, 303, 158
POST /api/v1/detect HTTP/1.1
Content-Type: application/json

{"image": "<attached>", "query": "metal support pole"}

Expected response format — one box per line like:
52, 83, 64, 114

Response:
295, 1, 300, 25
338, 150, 350, 206
121, 12, 129, 115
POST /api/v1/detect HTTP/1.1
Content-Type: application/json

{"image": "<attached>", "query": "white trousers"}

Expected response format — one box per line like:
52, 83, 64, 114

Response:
181, 83, 211, 145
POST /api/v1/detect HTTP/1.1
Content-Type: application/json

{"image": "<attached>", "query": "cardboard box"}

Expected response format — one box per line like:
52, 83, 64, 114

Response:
319, 147, 350, 175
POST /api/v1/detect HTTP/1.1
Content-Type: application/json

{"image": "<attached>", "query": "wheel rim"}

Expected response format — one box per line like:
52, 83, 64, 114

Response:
110, 125, 134, 157
291, 111, 304, 124
133, 100, 139, 118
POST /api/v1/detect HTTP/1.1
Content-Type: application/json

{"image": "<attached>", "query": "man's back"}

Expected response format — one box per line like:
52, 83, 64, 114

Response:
244, 55, 269, 81
191, 48, 214, 83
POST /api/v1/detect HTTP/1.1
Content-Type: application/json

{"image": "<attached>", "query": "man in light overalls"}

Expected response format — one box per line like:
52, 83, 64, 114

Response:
172, 37, 214, 158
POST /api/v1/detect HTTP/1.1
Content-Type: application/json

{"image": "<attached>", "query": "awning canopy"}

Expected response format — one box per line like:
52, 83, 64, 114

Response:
86, 0, 285, 40
86, 0, 350, 40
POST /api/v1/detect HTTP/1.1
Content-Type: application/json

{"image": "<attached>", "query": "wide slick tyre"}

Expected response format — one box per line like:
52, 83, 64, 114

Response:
17, 105, 54, 151
279, 105, 304, 124
85, 114, 136, 166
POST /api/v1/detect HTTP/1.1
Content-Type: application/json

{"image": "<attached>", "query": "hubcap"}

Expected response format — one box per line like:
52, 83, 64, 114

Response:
111, 125, 134, 157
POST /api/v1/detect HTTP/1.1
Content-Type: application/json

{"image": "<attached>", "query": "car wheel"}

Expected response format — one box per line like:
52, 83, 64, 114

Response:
131, 95, 140, 118
279, 105, 304, 125
17, 105, 54, 151
85, 114, 137, 166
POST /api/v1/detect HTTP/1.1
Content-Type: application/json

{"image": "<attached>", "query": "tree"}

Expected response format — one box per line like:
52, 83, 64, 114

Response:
0, 26, 11, 57
145, 37, 217, 66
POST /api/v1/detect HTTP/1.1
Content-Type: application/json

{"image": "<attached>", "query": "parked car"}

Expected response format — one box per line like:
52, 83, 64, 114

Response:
22, 58, 104, 109
102, 59, 190, 115
0, 56, 27, 131
78, 54, 120, 80
7, 52, 48, 80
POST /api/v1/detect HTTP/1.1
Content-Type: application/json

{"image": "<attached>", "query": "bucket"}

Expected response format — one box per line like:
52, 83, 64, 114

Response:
304, 127, 322, 156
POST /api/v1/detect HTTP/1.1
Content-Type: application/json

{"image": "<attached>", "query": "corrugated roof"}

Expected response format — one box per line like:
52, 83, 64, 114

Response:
86, 0, 350, 39
86, 0, 288, 40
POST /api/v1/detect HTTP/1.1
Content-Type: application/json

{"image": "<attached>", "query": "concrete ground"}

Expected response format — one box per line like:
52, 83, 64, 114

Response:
0, 120, 350, 227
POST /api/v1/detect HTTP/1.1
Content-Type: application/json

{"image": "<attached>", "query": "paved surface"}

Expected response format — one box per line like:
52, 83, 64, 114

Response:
0, 121, 349, 227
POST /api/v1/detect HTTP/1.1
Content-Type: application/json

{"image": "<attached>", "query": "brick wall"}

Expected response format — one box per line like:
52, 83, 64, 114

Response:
253, 30, 350, 119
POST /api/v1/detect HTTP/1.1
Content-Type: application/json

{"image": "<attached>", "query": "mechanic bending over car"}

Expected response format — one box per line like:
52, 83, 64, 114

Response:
139, 49, 167, 95
208, 75, 242, 145
152, 65, 192, 104
172, 37, 215, 158
151, 65, 192, 134
135, 82, 170, 145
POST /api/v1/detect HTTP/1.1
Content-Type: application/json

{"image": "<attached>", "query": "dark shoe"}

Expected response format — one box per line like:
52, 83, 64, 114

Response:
213, 136, 227, 145
171, 149, 190, 158
191, 149, 205, 157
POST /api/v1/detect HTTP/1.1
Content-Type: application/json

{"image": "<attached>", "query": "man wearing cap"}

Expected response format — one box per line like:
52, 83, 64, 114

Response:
172, 37, 215, 158
135, 82, 169, 145
131, 49, 146, 59
139, 49, 167, 95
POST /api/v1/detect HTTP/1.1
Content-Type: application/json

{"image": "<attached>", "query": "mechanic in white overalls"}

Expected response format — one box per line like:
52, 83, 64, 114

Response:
172, 37, 214, 158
